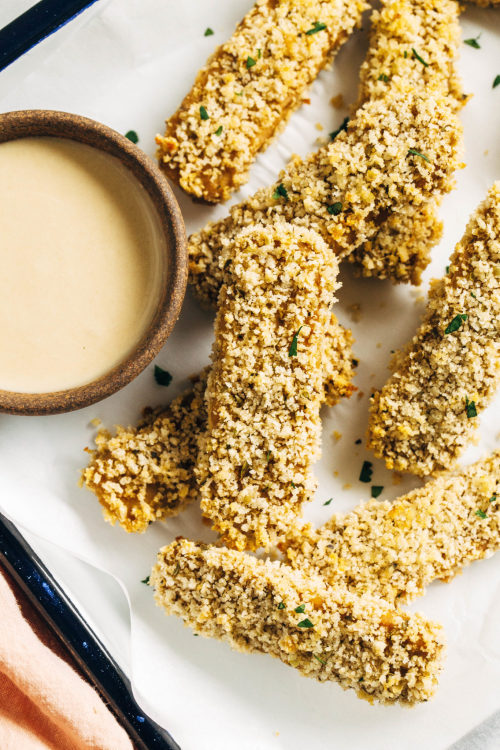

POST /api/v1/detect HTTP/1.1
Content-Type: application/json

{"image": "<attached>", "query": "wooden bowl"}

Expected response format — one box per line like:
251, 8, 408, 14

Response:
0, 110, 187, 416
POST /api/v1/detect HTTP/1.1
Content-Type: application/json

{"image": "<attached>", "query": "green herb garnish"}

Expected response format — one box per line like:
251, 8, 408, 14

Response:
490, 494, 497, 503
323, 498, 333, 506
125, 130, 139, 143
154, 365, 173, 386
465, 397, 477, 418
378, 73, 389, 82
494, 75, 500, 89
330, 116, 349, 140
464, 36, 481, 49
272, 183, 289, 201
305, 21, 327, 35
204, 27, 214, 36
240, 461, 250, 478
476, 509, 487, 519
371, 486, 384, 498
297, 618, 314, 628
444, 313, 467, 335
327, 202, 343, 215
288, 326, 303, 357
412, 48, 429, 67
246, 55, 257, 68
258, 48, 262, 58
277, 602, 286, 610
359, 461, 373, 483
215, 125, 223, 136
407, 148, 430, 162
199, 105, 209, 120
141, 576, 150, 585
295, 604, 306, 613
313, 654, 326, 665
445, 265, 450, 274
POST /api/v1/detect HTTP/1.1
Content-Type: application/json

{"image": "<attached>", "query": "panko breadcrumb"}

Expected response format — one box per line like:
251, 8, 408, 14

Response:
284, 452, 500, 603
151, 538, 445, 706
187, 0, 464, 306
81, 315, 355, 533
196, 223, 339, 550
368, 183, 500, 476
156, 0, 367, 203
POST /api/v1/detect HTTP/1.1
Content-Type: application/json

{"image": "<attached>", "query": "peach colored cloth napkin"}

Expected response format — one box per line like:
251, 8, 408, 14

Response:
0, 567, 133, 750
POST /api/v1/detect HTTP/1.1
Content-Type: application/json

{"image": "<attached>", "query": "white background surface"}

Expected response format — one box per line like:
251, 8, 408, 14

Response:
0, 1, 500, 748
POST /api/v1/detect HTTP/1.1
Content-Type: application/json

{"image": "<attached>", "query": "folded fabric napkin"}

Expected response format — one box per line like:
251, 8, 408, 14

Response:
0, 566, 133, 750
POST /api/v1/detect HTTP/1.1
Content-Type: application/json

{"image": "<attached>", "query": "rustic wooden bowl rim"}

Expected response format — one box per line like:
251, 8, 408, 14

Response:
0, 109, 188, 416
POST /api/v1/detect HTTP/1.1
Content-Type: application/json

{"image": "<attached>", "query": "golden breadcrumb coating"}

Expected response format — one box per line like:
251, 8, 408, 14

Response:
368, 183, 500, 476
156, 0, 367, 203
284, 452, 500, 603
187, 0, 464, 306
196, 223, 339, 550
151, 538, 446, 706
349, 0, 464, 280
81, 315, 355, 533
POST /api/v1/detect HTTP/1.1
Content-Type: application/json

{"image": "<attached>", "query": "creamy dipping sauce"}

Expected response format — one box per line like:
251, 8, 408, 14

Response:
0, 137, 165, 393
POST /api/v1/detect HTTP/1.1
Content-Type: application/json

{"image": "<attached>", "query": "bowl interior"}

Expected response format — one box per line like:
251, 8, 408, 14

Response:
0, 109, 187, 416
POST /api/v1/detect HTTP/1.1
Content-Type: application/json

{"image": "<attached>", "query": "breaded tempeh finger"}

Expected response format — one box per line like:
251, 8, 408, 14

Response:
196, 223, 339, 550
284, 452, 500, 604
156, 0, 367, 203
187, 0, 464, 306
368, 184, 500, 477
82, 314, 355, 533
151, 538, 445, 706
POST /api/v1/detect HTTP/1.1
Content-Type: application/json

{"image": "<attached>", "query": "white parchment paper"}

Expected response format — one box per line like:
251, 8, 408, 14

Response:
0, 2, 499, 748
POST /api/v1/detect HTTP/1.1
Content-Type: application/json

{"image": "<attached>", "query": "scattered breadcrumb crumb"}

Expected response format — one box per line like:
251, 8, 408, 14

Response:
151, 538, 445, 705
330, 93, 344, 108
333, 430, 342, 442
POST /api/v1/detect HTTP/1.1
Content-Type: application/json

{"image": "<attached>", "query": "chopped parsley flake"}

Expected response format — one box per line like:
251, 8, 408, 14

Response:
445, 265, 450, 274
288, 326, 303, 357
295, 604, 306, 613
141, 576, 150, 585
173, 563, 180, 575
471, 292, 477, 298
490, 494, 497, 503
240, 461, 250, 478
465, 397, 477, 419
371, 486, 384, 498
125, 130, 139, 143
475, 509, 487, 519
323, 497, 333, 506
272, 183, 289, 201
444, 313, 467, 334
330, 116, 349, 140
494, 75, 500, 89
215, 125, 223, 136
199, 105, 209, 120
154, 365, 173, 386
378, 73, 389, 82
305, 21, 327, 35
246, 55, 257, 68
412, 48, 429, 67
204, 27, 214, 36
327, 202, 343, 215
313, 654, 326, 665
407, 148, 430, 162
258, 48, 262, 58
297, 618, 314, 628
359, 460, 373, 483
290, 480, 296, 489
266, 450, 272, 463
464, 36, 481, 49
277, 601, 286, 610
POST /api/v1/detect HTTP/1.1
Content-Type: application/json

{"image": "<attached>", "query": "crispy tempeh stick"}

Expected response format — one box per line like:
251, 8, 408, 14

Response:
368, 184, 500, 477
187, 0, 464, 306
82, 314, 355, 533
151, 538, 445, 706
284, 452, 500, 604
156, 0, 367, 203
196, 223, 339, 550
